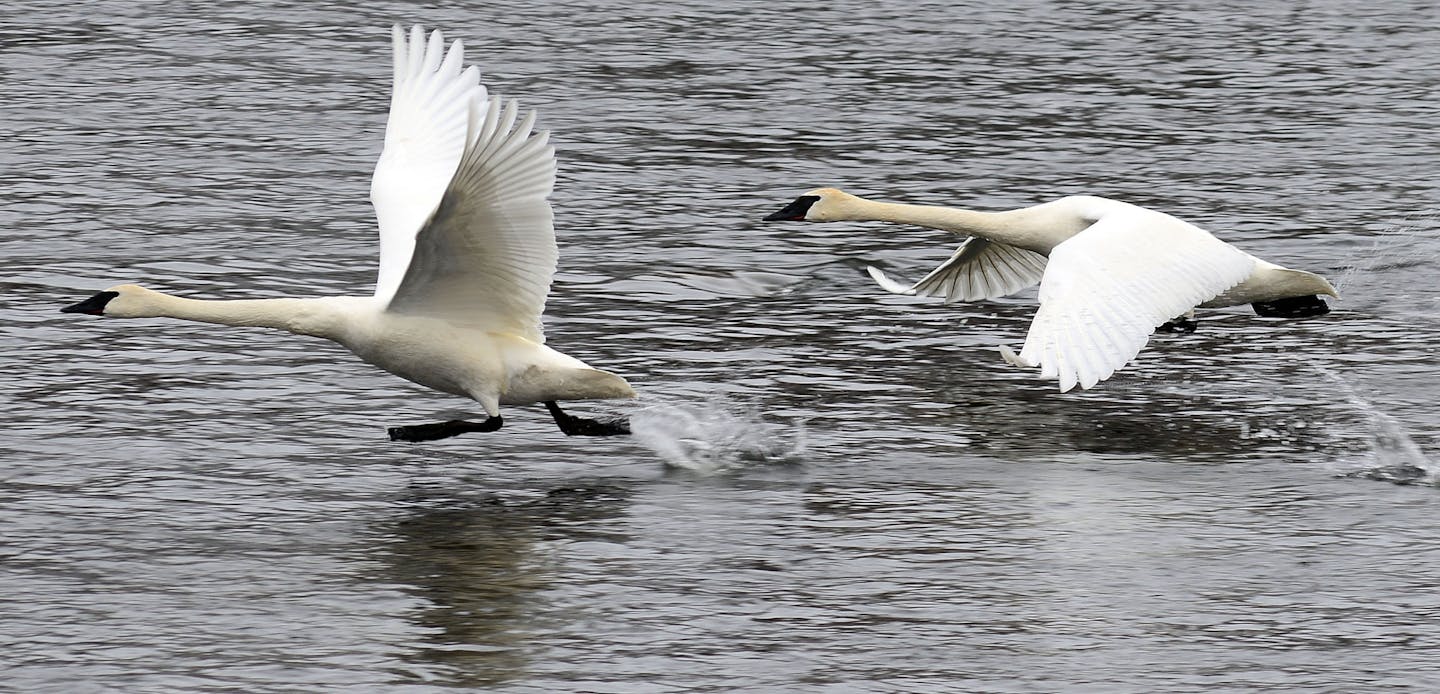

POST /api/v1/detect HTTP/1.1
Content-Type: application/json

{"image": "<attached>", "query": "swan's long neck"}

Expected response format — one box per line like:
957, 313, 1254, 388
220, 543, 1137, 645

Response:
842, 198, 1090, 254
853, 200, 1001, 233
133, 292, 350, 339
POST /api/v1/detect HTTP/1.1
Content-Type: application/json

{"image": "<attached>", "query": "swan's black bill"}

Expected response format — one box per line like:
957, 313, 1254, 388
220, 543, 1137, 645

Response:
763, 195, 820, 222
61, 291, 119, 316
1252, 294, 1330, 318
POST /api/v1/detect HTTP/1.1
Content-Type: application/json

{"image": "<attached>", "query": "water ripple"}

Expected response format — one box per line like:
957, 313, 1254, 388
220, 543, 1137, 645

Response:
6, 1, 1440, 691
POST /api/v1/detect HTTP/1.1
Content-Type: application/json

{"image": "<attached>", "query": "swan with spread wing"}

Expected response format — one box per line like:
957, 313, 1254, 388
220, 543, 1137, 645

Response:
764, 188, 1337, 392
62, 26, 634, 441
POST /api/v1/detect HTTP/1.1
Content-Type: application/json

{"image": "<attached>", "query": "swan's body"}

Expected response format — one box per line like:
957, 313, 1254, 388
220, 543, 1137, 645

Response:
62, 27, 634, 439
764, 188, 1337, 392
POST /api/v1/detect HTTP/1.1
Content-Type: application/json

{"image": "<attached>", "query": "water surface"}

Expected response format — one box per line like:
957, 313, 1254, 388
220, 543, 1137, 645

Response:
4, 1, 1440, 691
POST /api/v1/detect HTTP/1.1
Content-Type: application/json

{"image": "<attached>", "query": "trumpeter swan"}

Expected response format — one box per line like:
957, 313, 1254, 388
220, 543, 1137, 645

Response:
61, 26, 635, 441
764, 188, 1338, 392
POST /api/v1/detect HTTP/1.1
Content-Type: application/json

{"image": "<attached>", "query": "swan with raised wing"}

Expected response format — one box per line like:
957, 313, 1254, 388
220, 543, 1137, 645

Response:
764, 188, 1337, 392
61, 26, 634, 441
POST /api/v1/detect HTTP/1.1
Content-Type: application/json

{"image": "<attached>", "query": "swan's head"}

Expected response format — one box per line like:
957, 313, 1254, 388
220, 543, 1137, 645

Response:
763, 187, 865, 222
61, 284, 161, 318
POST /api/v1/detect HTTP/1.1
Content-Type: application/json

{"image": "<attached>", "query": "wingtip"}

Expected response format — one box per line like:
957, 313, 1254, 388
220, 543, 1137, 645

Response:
865, 266, 916, 295
390, 25, 406, 73
1058, 371, 1080, 393
998, 345, 1032, 367
1000, 345, 1094, 392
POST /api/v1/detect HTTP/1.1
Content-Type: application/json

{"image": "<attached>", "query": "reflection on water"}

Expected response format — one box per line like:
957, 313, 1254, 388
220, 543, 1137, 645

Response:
5, 0, 1440, 691
380, 483, 635, 688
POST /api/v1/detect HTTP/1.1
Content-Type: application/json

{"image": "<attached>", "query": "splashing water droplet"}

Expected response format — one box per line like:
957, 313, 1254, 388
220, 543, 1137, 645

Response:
626, 396, 805, 474
1313, 364, 1435, 484
1333, 211, 1440, 294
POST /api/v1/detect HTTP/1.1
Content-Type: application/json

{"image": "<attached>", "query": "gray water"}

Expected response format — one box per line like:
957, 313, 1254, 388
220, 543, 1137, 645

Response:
4, 1, 1440, 691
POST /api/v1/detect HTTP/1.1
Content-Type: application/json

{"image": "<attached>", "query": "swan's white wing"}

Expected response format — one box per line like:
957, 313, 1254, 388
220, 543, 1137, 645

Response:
866, 238, 1048, 303
1006, 204, 1256, 392
371, 26, 483, 306
384, 95, 558, 342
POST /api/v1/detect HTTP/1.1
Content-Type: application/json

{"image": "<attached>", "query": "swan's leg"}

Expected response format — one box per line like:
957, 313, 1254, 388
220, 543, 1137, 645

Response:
544, 401, 631, 437
388, 417, 503, 442
1159, 309, 1198, 334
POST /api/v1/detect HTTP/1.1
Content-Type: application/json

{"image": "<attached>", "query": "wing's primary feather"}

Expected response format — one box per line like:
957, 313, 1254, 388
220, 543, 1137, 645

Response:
371, 26, 484, 306
1008, 203, 1256, 391
866, 237, 1047, 303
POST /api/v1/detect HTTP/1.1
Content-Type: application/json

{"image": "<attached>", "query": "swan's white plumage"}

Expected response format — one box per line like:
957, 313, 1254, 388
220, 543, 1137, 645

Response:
371, 26, 483, 307
372, 28, 559, 343
866, 237, 1048, 303
386, 98, 558, 342
1009, 201, 1255, 391
766, 188, 1333, 392
64, 26, 635, 430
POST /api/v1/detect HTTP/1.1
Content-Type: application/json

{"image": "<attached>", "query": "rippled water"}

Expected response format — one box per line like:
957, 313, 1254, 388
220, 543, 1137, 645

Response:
5, 1, 1440, 691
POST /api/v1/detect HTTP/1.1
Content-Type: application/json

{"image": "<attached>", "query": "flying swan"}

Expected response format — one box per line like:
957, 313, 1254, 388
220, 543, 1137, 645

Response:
62, 26, 635, 441
764, 188, 1338, 392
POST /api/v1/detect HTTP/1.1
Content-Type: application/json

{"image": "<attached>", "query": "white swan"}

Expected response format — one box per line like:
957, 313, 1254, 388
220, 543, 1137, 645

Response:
764, 188, 1338, 392
61, 26, 635, 441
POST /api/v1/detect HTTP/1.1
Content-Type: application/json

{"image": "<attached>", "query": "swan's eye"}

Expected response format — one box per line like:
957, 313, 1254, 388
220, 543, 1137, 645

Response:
60, 291, 119, 316
763, 195, 821, 221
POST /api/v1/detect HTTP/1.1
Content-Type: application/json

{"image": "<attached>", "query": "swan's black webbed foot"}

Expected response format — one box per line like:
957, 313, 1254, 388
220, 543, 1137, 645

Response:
1252, 294, 1330, 318
1158, 316, 1198, 334
388, 417, 503, 442
544, 401, 631, 437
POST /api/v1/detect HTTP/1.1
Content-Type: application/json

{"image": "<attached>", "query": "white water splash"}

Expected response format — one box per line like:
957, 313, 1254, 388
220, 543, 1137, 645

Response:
1332, 210, 1440, 294
1313, 364, 1435, 484
627, 397, 806, 475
